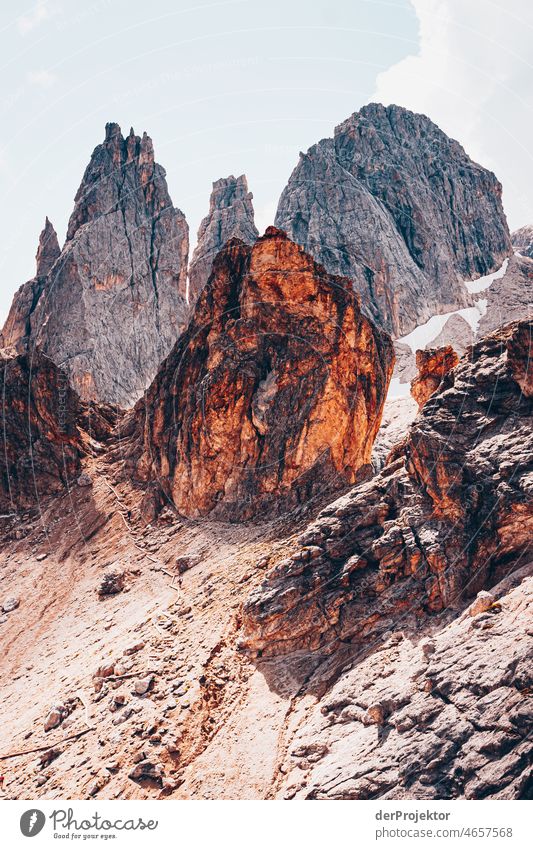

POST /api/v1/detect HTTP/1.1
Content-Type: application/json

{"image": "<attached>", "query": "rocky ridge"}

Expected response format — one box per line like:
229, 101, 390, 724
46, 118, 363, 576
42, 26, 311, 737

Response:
512, 225, 533, 258
276, 103, 511, 336
0, 219, 60, 352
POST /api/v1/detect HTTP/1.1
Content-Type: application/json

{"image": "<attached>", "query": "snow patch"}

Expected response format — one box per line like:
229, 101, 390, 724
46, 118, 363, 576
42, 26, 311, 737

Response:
397, 301, 486, 354
464, 257, 509, 294
387, 377, 412, 400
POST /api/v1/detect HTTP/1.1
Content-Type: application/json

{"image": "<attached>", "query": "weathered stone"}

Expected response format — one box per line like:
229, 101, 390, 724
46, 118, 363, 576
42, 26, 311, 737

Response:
4, 124, 190, 408
410, 346, 459, 409
188, 174, 258, 303
512, 224, 533, 258
2, 597, 20, 613
128, 759, 163, 783
275, 567, 533, 800
428, 314, 476, 356
0, 351, 83, 510
469, 591, 496, 617
276, 103, 511, 336
242, 319, 533, 657
0, 219, 60, 351
44, 705, 65, 732
478, 254, 533, 338
98, 571, 125, 596
126, 228, 394, 521
133, 675, 153, 696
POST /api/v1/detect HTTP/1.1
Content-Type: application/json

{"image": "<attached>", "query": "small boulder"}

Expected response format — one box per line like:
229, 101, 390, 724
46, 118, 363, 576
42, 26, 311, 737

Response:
175, 556, 200, 574
128, 759, 163, 783
38, 747, 62, 768
362, 704, 386, 726
2, 597, 19, 613
123, 642, 145, 656
468, 591, 496, 617
44, 705, 66, 732
133, 675, 153, 696
420, 637, 436, 657
77, 472, 92, 487
98, 571, 125, 596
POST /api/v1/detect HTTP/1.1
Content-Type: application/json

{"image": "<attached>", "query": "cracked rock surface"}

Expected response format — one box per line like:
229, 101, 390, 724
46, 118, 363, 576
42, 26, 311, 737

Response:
242, 319, 533, 657
125, 228, 394, 521
276, 103, 511, 336
275, 563, 533, 800
188, 175, 258, 303
2, 124, 189, 408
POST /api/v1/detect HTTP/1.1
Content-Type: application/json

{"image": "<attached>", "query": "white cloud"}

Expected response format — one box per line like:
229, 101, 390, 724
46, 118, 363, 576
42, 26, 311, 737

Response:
372, 0, 533, 229
18, 0, 51, 36
27, 69, 58, 88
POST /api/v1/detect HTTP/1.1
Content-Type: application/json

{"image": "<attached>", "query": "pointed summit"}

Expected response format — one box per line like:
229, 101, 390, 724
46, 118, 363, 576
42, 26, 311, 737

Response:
2, 123, 189, 407
35, 217, 60, 277
276, 102, 511, 336
188, 174, 258, 303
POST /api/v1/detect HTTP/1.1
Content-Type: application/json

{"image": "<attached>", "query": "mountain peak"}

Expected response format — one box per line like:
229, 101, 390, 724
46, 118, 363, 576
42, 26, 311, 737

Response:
188, 173, 258, 303
35, 217, 60, 277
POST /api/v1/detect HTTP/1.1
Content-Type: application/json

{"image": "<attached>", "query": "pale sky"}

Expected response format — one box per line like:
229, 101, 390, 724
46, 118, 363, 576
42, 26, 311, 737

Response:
1, 0, 532, 322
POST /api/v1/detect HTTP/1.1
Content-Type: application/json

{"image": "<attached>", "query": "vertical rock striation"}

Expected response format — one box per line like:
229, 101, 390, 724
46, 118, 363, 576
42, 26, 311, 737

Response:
0, 351, 82, 510
2, 124, 189, 408
276, 103, 511, 336
127, 228, 394, 521
188, 175, 258, 303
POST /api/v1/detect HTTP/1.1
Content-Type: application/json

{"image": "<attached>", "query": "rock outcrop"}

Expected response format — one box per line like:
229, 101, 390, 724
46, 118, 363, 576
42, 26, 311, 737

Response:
35, 217, 61, 277
2, 124, 189, 408
426, 313, 475, 356
276, 562, 533, 800
410, 346, 459, 409
0, 351, 82, 510
479, 254, 533, 337
275, 103, 511, 336
242, 319, 533, 657
188, 175, 258, 303
0, 219, 60, 351
512, 225, 533, 258
128, 228, 394, 521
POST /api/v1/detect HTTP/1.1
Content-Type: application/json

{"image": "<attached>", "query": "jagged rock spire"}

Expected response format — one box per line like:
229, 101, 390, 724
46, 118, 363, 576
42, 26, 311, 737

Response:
188, 174, 258, 303
2, 123, 189, 408
35, 217, 60, 277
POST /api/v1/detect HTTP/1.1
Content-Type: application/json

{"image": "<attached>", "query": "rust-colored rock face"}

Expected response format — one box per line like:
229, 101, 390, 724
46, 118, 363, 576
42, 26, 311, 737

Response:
130, 228, 394, 521
0, 351, 82, 510
242, 319, 533, 656
410, 345, 459, 408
